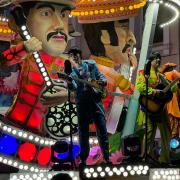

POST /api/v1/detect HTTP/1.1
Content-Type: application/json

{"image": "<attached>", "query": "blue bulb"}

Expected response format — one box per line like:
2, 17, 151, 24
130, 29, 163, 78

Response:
0, 134, 19, 155
170, 139, 180, 149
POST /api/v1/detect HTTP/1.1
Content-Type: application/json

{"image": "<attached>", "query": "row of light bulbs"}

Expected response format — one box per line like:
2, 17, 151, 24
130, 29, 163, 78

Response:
148, 0, 180, 28
21, 25, 52, 87
71, 1, 146, 16
0, 28, 13, 34
160, 2, 179, 28
151, 169, 180, 180
10, 172, 79, 180
0, 155, 49, 172
0, 16, 8, 22
83, 164, 149, 179
0, 121, 56, 147
1, 120, 99, 148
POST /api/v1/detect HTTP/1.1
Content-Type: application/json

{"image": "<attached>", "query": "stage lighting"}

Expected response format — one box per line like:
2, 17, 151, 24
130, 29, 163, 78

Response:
122, 135, 141, 160
51, 140, 80, 170
51, 140, 70, 170
170, 138, 180, 150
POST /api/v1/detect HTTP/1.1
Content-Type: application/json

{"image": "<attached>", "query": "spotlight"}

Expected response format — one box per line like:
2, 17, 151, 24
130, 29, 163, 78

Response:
122, 135, 141, 162
170, 138, 180, 150
51, 140, 80, 170
51, 140, 71, 170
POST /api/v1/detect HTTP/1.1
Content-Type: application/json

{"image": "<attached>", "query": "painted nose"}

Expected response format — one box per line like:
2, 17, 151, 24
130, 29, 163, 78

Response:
53, 13, 64, 32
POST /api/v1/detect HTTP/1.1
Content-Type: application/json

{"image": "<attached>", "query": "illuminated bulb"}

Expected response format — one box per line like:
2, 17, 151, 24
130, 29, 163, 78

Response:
110, 8, 115, 13
133, 166, 138, 171
38, 63, 43, 67
7, 127, 12, 132
89, 168, 94, 173
8, 160, 12, 165
105, 10, 110, 14
45, 77, 49, 81
40, 139, 44, 144
92, 172, 98, 178
99, 10, 104, 14
23, 31, 28, 36
12, 130, 17, 135
85, 11, 89, 15
90, 11, 94, 15
35, 137, 39, 142
24, 165, 28, 170
40, 68, 45, 72
23, 133, 28, 138
108, 171, 113, 176
18, 131, 23, 136
84, 168, 89, 173
19, 175, 24, 179
144, 165, 149, 171
29, 135, 34, 140
123, 172, 128, 177
13, 162, 18, 167
3, 126, 7, 130
89, 138, 93, 144
94, 10, 99, 14
120, 167, 125, 172
46, 81, 52, 86
94, 139, 98, 144
21, 26, 26, 31
100, 172, 105, 177
86, 173, 91, 178
130, 170, 135, 175
97, 166, 102, 172
42, 72, 47, 77
127, 165, 132, 171
34, 54, 39, 58
105, 167, 110, 172
19, 165, 24, 169
26, 35, 31, 40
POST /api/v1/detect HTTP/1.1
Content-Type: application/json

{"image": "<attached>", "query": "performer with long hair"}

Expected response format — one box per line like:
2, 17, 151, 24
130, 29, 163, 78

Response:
136, 52, 178, 163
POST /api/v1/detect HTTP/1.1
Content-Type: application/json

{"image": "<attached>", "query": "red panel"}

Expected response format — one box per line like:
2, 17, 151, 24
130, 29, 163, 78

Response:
8, 102, 31, 124
18, 143, 37, 162
37, 147, 51, 166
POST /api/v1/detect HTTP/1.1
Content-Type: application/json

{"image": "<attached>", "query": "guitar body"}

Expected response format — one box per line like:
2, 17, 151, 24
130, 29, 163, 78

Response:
139, 84, 173, 114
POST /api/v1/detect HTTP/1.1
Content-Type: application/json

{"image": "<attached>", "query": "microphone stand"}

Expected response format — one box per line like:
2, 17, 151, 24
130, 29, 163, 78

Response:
67, 86, 76, 170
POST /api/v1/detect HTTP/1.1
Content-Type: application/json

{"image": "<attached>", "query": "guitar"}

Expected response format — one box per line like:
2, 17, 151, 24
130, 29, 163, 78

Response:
139, 77, 180, 114
57, 72, 107, 99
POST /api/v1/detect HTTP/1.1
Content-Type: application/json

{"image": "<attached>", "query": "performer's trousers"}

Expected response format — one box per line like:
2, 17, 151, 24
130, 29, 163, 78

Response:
137, 108, 171, 163
77, 98, 109, 163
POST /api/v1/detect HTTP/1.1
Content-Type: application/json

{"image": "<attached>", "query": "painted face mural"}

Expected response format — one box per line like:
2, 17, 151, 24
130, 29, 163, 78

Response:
0, 0, 78, 170
82, 20, 137, 136
27, 3, 69, 56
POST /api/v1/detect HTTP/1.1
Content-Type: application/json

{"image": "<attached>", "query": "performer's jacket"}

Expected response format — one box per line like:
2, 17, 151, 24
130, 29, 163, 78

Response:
0, 43, 64, 131
136, 69, 177, 96
70, 60, 107, 103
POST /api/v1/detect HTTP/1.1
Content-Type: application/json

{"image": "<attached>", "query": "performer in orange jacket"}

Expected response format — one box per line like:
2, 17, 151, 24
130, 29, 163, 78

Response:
160, 63, 180, 138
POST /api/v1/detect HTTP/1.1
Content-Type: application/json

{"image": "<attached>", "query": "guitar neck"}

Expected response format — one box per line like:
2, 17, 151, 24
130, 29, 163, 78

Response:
71, 76, 99, 89
163, 77, 180, 93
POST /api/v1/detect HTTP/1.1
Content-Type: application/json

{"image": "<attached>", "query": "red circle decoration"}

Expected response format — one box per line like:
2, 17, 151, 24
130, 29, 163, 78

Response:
37, 147, 51, 166
18, 143, 37, 162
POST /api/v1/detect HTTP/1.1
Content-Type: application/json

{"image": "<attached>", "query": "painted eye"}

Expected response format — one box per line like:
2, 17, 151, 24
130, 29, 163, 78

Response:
41, 10, 52, 16
60, 11, 69, 18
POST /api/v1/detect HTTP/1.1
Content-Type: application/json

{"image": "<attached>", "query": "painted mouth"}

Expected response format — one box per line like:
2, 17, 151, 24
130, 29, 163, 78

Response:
51, 34, 65, 41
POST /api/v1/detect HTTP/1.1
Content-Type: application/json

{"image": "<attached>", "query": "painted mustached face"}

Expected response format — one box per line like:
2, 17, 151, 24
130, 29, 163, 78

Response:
27, 3, 70, 56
